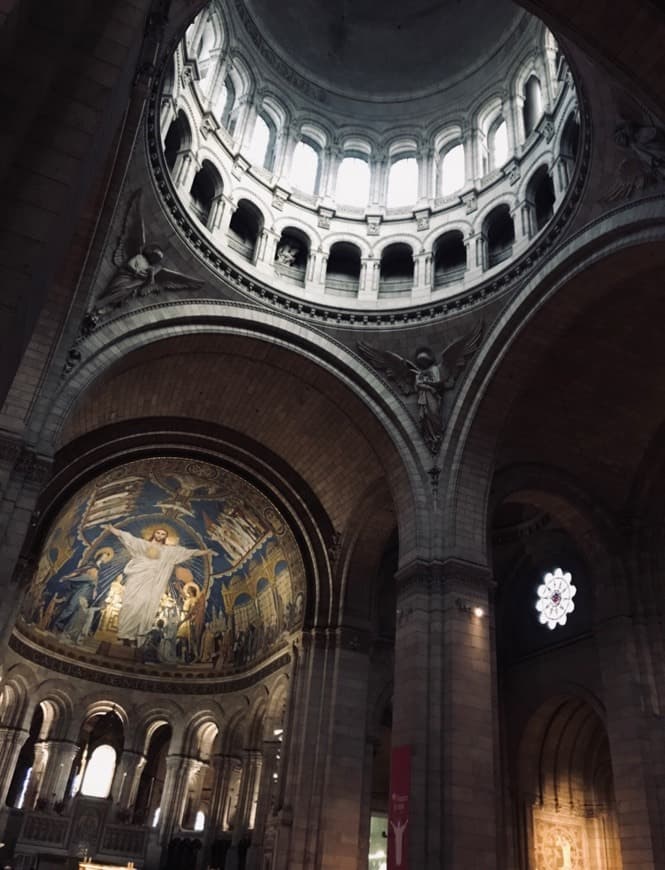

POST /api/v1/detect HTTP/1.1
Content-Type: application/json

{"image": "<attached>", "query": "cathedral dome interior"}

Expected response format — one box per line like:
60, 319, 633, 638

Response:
1, 0, 665, 868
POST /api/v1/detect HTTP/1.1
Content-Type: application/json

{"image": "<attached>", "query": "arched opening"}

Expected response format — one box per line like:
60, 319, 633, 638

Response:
274, 227, 310, 286
484, 203, 515, 268
336, 156, 371, 208
526, 165, 555, 234
523, 74, 543, 138
378, 243, 413, 297
6, 705, 44, 809
559, 111, 580, 187
247, 114, 276, 170
517, 697, 622, 869
133, 723, 172, 825
489, 118, 509, 171
80, 744, 117, 798
433, 230, 467, 287
69, 709, 124, 801
228, 199, 263, 261
291, 140, 320, 195
189, 160, 223, 227
440, 143, 465, 196
164, 111, 192, 173
386, 156, 418, 208
325, 242, 361, 296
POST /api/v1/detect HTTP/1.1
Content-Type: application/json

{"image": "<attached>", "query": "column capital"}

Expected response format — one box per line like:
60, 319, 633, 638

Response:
395, 557, 493, 597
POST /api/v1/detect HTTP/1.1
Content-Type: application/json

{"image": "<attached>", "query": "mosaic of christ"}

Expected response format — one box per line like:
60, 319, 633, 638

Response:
18, 458, 305, 674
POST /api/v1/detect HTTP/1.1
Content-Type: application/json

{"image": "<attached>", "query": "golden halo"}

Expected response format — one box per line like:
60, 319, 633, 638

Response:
139, 523, 180, 545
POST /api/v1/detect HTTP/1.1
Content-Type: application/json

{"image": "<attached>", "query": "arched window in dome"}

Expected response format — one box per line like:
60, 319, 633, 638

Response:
194, 810, 206, 831
80, 744, 117, 798
68, 708, 124, 801
440, 143, 465, 196
523, 75, 543, 138
386, 156, 418, 208
526, 165, 555, 234
218, 75, 236, 130
291, 140, 320, 194
379, 243, 413, 297
164, 111, 192, 174
489, 119, 509, 170
336, 156, 371, 208
189, 160, 223, 227
483, 204, 515, 268
247, 114, 276, 170
325, 242, 361, 296
559, 111, 580, 187
434, 230, 467, 287
275, 227, 310, 287
228, 199, 263, 262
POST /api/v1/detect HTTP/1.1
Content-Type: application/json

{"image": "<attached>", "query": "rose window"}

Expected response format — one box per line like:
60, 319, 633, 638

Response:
536, 568, 576, 630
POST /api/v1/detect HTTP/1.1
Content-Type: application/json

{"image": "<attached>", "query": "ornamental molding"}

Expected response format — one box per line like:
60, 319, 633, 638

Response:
9, 630, 292, 694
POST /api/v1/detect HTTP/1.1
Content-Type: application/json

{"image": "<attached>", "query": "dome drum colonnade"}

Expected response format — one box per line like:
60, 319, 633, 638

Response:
158, 2, 578, 306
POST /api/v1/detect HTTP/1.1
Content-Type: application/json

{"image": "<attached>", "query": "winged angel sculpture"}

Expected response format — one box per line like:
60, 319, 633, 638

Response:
604, 116, 665, 202
93, 190, 203, 315
358, 321, 483, 453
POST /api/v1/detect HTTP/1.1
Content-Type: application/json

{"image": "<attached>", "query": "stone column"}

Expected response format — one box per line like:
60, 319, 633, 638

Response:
271, 628, 372, 870
317, 252, 329, 287
111, 748, 146, 810
358, 259, 379, 300
206, 53, 230, 116
595, 605, 664, 869
465, 128, 480, 184
22, 740, 49, 809
0, 438, 52, 643
201, 754, 241, 868
159, 95, 176, 137
275, 124, 298, 182
172, 149, 198, 194
159, 754, 201, 842
0, 727, 28, 806
245, 740, 280, 870
323, 146, 343, 199
369, 151, 388, 207
225, 750, 262, 869
208, 195, 226, 233
510, 95, 526, 149
37, 739, 80, 807
417, 146, 434, 201
392, 560, 497, 869
235, 95, 256, 152
260, 229, 280, 265
413, 251, 431, 300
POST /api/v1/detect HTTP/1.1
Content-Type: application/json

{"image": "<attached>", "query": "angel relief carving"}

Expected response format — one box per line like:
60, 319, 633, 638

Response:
604, 113, 665, 202
358, 321, 482, 453
92, 190, 203, 315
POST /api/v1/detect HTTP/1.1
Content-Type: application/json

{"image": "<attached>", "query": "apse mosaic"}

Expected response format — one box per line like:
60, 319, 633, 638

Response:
18, 458, 305, 675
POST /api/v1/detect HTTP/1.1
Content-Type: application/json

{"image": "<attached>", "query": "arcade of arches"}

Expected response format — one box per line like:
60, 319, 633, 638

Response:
1, 0, 665, 868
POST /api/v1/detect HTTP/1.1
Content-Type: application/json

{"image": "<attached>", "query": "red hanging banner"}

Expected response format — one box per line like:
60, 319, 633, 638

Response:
387, 744, 411, 870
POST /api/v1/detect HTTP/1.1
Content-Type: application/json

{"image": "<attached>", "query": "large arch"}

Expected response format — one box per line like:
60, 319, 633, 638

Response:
37, 307, 428, 568
442, 208, 665, 563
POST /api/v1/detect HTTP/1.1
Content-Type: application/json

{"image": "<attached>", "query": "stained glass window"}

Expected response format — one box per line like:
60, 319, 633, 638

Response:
536, 568, 576, 629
